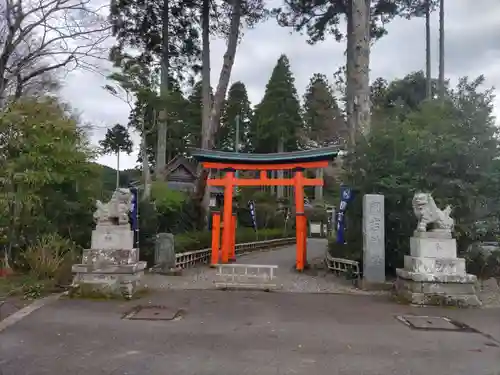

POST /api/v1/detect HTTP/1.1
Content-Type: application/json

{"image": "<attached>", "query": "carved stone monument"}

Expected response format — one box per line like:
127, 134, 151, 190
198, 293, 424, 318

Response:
363, 194, 385, 283
71, 188, 146, 299
151, 233, 179, 275
395, 192, 481, 307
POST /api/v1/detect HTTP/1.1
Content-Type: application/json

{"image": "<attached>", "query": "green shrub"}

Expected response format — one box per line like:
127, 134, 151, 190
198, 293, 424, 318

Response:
464, 245, 500, 280
327, 235, 362, 264
343, 76, 500, 275
22, 233, 78, 280
307, 205, 328, 222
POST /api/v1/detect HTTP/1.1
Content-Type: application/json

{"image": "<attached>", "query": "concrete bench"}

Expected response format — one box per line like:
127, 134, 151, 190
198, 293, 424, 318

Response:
215, 264, 278, 290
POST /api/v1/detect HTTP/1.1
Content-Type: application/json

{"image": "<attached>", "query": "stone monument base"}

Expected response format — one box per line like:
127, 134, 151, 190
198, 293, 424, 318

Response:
71, 261, 147, 299
395, 269, 481, 307
394, 234, 481, 308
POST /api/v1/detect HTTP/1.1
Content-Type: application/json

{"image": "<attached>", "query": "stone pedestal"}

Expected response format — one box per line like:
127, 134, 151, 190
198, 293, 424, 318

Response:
72, 225, 146, 299
395, 231, 481, 307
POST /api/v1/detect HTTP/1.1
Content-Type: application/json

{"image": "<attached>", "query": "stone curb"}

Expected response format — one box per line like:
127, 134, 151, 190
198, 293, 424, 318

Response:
0, 293, 63, 333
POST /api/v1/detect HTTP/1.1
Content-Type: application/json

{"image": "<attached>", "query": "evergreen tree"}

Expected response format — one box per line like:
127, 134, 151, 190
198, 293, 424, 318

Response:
250, 55, 303, 153
184, 81, 215, 150
218, 81, 253, 152
126, 76, 189, 166
99, 124, 134, 189
303, 73, 347, 147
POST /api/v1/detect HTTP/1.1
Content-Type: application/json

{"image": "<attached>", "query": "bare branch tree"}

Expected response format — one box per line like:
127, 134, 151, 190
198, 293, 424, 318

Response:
0, 0, 111, 106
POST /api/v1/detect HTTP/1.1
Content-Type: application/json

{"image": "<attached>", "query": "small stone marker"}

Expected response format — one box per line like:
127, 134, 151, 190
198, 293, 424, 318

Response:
362, 194, 385, 283
154, 233, 176, 272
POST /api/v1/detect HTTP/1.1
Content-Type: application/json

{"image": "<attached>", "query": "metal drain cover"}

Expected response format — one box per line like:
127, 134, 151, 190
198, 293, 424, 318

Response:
123, 305, 182, 321
396, 315, 473, 332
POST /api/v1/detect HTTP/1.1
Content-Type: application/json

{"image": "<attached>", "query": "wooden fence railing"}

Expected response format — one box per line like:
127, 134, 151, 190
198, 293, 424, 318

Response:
175, 237, 296, 269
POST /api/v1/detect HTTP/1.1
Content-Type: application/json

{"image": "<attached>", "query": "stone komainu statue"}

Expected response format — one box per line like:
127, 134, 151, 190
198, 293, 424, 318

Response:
412, 192, 454, 233
94, 188, 133, 226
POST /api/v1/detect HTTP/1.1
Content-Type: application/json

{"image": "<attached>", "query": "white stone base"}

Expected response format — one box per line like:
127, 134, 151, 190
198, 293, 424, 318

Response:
403, 255, 466, 274
396, 268, 477, 283
71, 261, 146, 299
81, 248, 139, 266
395, 268, 481, 307
410, 237, 457, 258
91, 226, 134, 250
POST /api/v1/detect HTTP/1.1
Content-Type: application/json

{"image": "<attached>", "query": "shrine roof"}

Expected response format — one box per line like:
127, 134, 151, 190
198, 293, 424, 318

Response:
190, 146, 340, 165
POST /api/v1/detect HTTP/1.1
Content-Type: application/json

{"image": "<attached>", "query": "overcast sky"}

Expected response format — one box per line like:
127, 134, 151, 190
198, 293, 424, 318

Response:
61, 0, 500, 170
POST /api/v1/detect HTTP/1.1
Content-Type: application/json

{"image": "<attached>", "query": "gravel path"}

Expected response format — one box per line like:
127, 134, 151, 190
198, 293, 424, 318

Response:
145, 239, 384, 295
144, 239, 500, 306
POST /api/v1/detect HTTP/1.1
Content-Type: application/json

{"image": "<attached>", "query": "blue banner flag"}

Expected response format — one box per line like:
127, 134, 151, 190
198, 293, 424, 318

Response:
248, 200, 257, 231
129, 187, 139, 248
336, 185, 353, 244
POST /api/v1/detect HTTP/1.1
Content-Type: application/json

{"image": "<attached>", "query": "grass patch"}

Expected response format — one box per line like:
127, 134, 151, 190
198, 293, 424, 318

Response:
0, 274, 59, 300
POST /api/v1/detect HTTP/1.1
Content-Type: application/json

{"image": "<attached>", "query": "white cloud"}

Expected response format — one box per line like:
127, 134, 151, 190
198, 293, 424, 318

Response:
61, 0, 500, 170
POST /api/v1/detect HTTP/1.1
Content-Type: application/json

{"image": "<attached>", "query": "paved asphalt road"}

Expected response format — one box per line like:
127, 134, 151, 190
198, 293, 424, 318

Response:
1, 290, 499, 375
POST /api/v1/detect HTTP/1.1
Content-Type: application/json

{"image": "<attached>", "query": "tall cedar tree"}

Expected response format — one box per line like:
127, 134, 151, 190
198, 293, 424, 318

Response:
185, 82, 204, 149
184, 82, 214, 150
109, 0, 200, 79
274, 0, 439, 143
128, 77, 189, 166
99, 124, 134, 189
218, 81, 253, 152
250, 55, 302, 153
303, 74, 348, 147
274, 1, 439, 44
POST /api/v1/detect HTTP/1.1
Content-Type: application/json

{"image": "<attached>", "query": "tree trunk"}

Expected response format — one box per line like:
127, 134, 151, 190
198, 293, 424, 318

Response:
116, 151, 120, 189
141, 114, 151, 199
350, 0, 371, 137
208, 0, 242, 142
200, 0, 212, 215
156, 0, 169, 179
425, 0, 432, 99
438, 0, 445, 99
346, 0, 355, 147
195, 0, 242, 218
201, 0, 211, 149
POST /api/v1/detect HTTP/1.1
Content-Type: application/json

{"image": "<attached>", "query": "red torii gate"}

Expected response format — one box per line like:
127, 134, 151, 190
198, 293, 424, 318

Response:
191, 147, 339, 271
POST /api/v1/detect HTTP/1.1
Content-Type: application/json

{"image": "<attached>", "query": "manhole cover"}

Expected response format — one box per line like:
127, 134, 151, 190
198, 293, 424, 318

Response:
123, 305, 183, 321
396, 315, 474, 332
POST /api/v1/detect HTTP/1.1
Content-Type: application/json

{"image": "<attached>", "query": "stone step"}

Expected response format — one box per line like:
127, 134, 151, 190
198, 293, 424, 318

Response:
403, 255, 465, 275
410, 236, 457, 258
